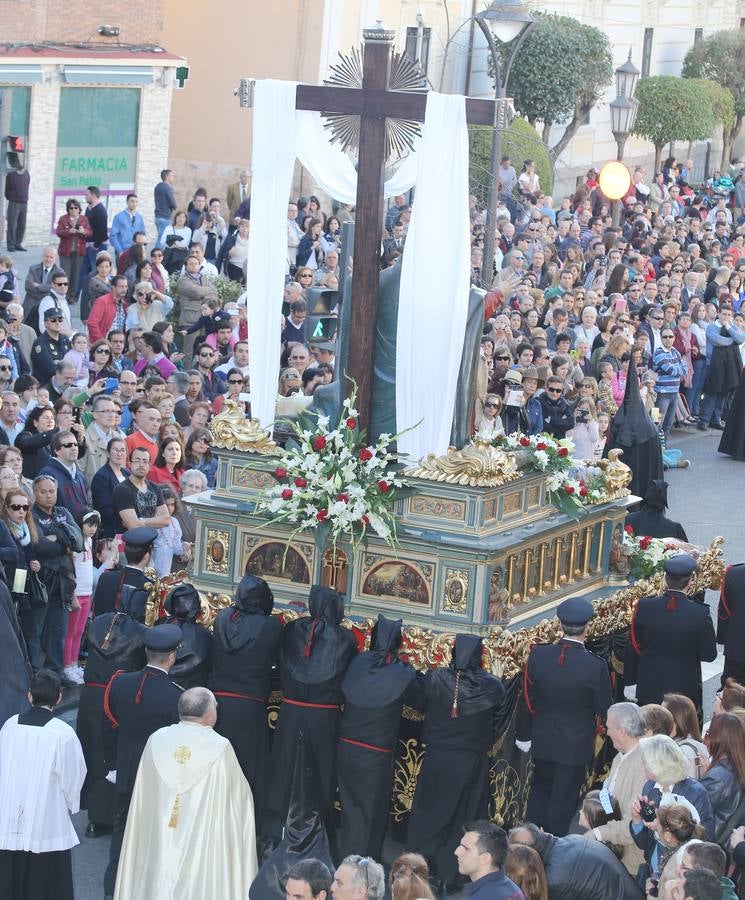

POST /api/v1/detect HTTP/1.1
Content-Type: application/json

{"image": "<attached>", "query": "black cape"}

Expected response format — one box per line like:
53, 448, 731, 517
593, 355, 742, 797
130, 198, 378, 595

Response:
605, 368, 663, 499
249, 734, 334, 900
337, 615, 418, 860
625, 479, 688, 541
0, 581, 31, 727
719, 365, 745, 460
282, 585, 357, 684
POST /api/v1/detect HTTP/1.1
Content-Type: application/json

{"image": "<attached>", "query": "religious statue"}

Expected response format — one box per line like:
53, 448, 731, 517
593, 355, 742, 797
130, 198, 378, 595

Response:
210, 399, 277, 454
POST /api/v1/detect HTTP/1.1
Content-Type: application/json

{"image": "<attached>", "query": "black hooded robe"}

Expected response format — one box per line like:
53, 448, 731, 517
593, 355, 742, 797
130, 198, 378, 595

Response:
75, 605, 147, 828
0, 581, 31, 728
209, 575, 283, 826
406, 636, 505, 885
625, 479, 688, 541
263, 585, 358, 846
719, 365, 745, 460
159, 584, 213, 689
605, 368, 663, 499
336, 615, 419, 861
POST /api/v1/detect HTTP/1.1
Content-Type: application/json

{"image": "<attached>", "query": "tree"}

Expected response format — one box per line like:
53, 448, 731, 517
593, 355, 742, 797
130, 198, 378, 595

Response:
469, 117, 553, 204
682, 30, 745, 168
632, 77, 715, 172
490, 13, 613, 160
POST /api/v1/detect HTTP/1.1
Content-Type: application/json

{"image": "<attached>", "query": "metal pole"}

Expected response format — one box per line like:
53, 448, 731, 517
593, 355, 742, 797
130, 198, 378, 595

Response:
478, 21, 503, 289
611, 133, 628, 227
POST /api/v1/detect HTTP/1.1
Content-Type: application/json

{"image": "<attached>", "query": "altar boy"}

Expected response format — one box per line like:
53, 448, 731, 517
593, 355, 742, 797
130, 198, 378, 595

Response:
0, 669, 86, 900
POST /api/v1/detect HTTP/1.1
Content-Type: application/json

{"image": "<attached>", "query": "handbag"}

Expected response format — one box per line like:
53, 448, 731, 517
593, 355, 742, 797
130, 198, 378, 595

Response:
28, 569, 49, 609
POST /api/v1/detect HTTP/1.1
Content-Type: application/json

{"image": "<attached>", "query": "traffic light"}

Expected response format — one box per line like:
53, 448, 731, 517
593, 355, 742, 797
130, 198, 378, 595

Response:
4, 135, 25, 169
305, 288, 339, 341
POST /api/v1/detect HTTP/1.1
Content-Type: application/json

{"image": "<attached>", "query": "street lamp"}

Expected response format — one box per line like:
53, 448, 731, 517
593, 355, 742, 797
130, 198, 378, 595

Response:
608, 50, 640, 225
476, 0, 535, 288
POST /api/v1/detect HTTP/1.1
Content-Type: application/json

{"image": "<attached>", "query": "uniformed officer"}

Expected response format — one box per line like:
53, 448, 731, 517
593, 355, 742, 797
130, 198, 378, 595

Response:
76, 585, 148, 837
160, 583, 213, 688
716, 562, 745, 685
516, 596, 612, 837
102, 624, 183, 899
624, 554, 717, 713
30, 306, 71, 383
92, 527, 156, 616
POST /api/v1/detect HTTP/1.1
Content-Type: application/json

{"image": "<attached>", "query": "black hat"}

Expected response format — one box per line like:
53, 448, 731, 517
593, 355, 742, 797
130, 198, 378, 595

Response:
122, 526, 158, 550
164, 584, 201, 621
43, 307, 65, 320
663, 554, 697, 578
557, 596, 594, 628
144, 624, 182, 652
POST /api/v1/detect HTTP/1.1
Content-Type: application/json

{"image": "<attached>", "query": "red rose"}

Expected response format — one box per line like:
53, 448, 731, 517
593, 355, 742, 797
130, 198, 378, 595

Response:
358, 448, 373, 461
361, 515, 370, 526
346, 417, 356, 429
316, 509, 328, 521
535, 442, 547, 451
274, 467, 287, 479
519, 436, 530, 447
557, 447, 569, 457
639, 536, 652, 550
624, 524, 634, 535
312, 435, 327, 451
337, 492, 349, 503
564, 485, 575, 495
294, 477, 308, 488
579, 486, 588, 497
281, 488, 293, 500
378, 480, 390, 493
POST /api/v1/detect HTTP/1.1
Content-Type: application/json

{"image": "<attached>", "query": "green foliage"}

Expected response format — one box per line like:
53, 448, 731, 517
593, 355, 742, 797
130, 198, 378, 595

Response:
697, 79, 736, 131
469, 117, 553, 204
682, 30, 745, 116
632, 76, 715, 152
492, 12, 613, 130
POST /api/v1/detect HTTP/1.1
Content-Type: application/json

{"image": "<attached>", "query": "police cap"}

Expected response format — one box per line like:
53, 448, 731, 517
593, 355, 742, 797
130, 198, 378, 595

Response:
556, 596, 594, 628
122, 527, 158, 550
663, 554, 697, 578
43, 306, 65, 320
144, 624, 182, 652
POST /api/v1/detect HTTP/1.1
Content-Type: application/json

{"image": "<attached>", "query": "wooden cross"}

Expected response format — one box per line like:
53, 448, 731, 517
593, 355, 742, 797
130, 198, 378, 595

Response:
247, 23, 503, 428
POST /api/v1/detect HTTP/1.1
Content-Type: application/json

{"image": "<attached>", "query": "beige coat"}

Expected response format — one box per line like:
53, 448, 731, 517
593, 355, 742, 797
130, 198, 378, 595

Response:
80, 423, 124, 486
592, 743, 647, 877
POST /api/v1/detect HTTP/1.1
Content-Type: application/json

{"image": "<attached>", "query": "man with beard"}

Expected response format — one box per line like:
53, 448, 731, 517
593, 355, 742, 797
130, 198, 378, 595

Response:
337, 615, 419, 860
209, 574, 282, 827
406, 635, 504, 890
159, 583, 213, 689
76, 583, 148, 838
263, 585, 357, 853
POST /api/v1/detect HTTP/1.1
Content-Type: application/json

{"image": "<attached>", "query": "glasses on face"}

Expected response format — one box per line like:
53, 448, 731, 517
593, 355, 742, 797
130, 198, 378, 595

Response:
299, 274, 312, 280
48, 317, 63, 323
59, 441, 77, 449
547, 387, 562, 394
95, 347, 111, 354
0, 366, 10, 372
135, 291, 148, 297
135, 386, 145, 393
9, 503, 29, 512
199, 353, 214, 359
495, 355, 510, 362
6, 318, 19, 324
485, 402, 499, 409
228, 378, 244, 384
650, 316, 663, 321
54, 282, 68, 288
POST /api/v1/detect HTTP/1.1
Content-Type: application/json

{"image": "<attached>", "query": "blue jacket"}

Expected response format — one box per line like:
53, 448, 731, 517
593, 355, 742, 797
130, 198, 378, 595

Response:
466, 870, 524, 900
38, 457, 91, 519
652, 346, 687, 394
110, 209, 146, 255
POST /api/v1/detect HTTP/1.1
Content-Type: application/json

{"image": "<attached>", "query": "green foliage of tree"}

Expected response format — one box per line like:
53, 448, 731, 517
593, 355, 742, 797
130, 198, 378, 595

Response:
469, 117, 553, 204
633, 76, 715, 172
682, 30, 745, 167
489, 12, 613, 159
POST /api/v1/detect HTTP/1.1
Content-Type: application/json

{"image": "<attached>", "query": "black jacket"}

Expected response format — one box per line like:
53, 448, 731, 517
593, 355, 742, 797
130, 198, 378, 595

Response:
16, 427, 54, 479
538, 393, 575, 438
701, 759, 745, 843
537, 833, 643, 900
718, 564, 745, 663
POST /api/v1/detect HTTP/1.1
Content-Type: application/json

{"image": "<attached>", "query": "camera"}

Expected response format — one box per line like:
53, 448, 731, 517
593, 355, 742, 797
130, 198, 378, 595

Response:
144, 295, 154, 305
597, 256, 607, 268
639, 800, 657, 823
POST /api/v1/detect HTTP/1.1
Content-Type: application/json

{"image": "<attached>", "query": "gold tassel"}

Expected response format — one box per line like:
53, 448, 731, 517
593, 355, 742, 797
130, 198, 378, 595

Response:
168, 794, 180, 828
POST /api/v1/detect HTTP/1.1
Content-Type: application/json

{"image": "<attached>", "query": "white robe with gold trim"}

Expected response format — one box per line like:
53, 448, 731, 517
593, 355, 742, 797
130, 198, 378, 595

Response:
114, 721, 257, 900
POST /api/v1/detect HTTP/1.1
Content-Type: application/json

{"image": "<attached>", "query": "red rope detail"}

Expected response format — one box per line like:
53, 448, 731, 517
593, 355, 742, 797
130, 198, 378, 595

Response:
340, 737, 393, 753
103, 669, 125, 728
282, 698, 340, 710
558, 644, 567, 666
213, 690, 265, 703
451, 670, 461, 719
303, 620, 318, 658
135, 670, 149, 705
84, 682, 108, 689
719, 565, 734, 620
666, 592, 677, 611
629, 603, 642, 656
523, 652, 536, 716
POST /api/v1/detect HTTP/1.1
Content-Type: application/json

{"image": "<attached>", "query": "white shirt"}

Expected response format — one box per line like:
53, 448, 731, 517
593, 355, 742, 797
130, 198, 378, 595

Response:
38, 292, 72, 333
0, 713, 86, 852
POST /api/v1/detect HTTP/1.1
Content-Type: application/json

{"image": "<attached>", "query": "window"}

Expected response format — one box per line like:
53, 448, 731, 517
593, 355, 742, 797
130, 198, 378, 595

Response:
404, 26, 431, 75
0, 87, 30, 136
693, 27, 703, 47
641, 28, 654, 78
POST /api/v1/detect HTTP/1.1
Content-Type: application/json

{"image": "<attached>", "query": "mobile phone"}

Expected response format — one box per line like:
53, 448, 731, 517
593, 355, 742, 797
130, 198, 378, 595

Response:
238, 392, 251, 403
103, 377, 119, 394
506, 389, 523, 406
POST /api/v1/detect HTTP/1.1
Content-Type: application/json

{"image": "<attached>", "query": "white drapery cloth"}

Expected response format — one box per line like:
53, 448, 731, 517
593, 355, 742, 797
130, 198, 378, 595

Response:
244, 80, 299, 433
395, 93, 471, 463
295, 110, 418, 204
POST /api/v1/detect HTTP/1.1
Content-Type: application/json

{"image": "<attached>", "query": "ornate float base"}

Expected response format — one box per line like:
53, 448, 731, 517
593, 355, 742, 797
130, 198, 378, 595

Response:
187, 448, 635, 633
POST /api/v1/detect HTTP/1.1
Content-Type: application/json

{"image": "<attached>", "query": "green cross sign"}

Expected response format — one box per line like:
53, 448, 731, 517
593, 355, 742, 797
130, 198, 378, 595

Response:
175, 66, 189, 89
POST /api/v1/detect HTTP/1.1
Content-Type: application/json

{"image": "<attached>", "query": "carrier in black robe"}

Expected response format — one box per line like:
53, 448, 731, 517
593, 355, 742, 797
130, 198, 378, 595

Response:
209, 574, 282, 826
406, 635, 504, 886
337, 615, 419, 861
0, 581, 31, 728
605, 366, 663, 499
75, 592, 147, 828
625, 479, 688, 541
160, 583, 213, 688
719, 365, 745, 460
263, 585, 358, 847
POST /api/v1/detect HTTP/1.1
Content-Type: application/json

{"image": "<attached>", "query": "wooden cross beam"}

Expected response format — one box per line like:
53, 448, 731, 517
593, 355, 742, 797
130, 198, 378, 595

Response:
244, 24, 504, 429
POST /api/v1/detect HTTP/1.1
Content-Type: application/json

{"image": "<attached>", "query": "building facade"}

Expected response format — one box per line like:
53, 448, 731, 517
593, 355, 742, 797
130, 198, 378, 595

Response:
0, 0, 184, 245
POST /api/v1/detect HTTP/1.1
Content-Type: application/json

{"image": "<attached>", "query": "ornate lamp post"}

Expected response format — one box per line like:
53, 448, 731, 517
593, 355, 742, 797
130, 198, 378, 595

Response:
476, 0, 535, 288
608, 51, 640, 226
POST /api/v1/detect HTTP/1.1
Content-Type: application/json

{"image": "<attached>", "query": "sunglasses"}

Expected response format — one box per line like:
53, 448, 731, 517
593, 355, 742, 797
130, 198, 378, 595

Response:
9, 503, 29, 511
546, 387, 563, 394
59, 441, 77, 449
47, 317, 63, 323
54, 282, 68, 287
485, 402, 500, 409
228, 378, 244, 384
0, 366, 10, 372
95, 347, 111, 354
199, 353, 214, 358
495, 355, 511, 361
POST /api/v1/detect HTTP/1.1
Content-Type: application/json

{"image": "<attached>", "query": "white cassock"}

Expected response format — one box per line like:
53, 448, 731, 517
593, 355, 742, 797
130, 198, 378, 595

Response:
114, 721, 258, 900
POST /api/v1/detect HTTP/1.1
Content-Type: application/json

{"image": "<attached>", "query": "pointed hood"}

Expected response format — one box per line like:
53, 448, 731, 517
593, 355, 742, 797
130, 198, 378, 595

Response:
281, 584, 357, 685
641, 478, 669, 511
248, 733, 333, 900
609, 369, 657, 445
453, 634, 483, 671
342, 615, 415, 708
164, 584, 201, 622
427, 633, 504, 718
213, 575, 274, 653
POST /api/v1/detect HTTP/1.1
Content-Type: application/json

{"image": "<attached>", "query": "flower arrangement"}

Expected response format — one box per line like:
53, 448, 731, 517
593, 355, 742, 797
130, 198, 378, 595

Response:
258, 389, 413, 553
622, 525, 686, 580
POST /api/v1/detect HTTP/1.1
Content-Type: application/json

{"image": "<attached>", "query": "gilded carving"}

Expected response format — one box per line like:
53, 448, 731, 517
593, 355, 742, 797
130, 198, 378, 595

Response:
391, 738, 427, 821
210, 401, 277, 454
409, 495, 466, 521
443, 569, 469, 614
405, 436, 520, 487
503, 491, 521, 515
595, 448, 632, 500
205, 529, 230, 576
231, 468, 276, 490
527, 485, 541, 507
